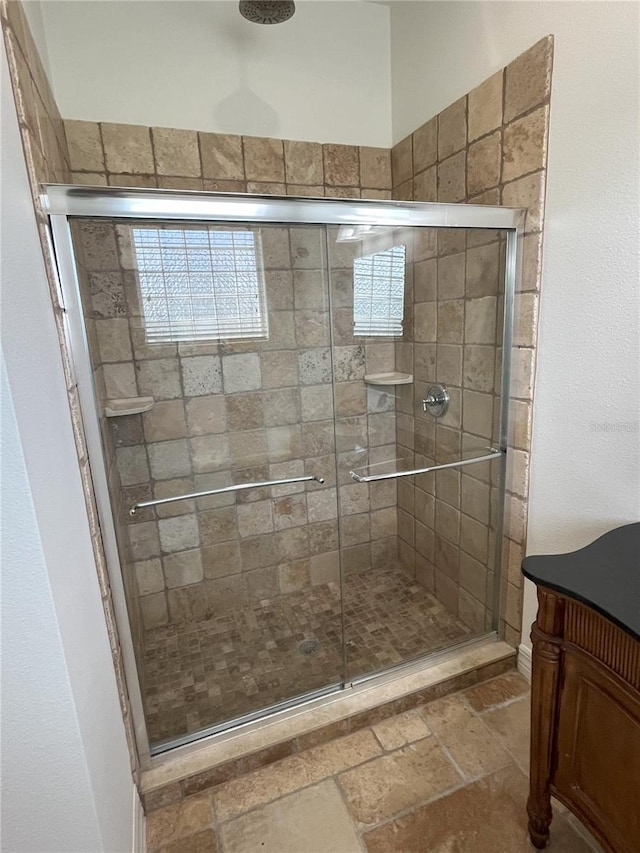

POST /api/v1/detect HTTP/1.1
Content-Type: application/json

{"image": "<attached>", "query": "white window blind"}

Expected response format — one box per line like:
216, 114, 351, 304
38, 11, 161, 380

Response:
353, 244, 406, 336
131, 226, 268, 343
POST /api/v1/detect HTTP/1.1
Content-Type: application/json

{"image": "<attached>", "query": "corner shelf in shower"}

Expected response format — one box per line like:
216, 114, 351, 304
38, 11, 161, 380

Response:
364, 372, 413, 386
104, 397, 154, 417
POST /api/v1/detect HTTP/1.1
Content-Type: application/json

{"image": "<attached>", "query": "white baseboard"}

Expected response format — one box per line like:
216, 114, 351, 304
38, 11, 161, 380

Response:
132, 786, 145, 853
517, 643, 532, 682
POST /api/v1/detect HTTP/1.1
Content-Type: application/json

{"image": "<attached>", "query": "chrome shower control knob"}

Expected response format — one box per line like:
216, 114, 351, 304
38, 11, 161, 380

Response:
422, 384, 450, 417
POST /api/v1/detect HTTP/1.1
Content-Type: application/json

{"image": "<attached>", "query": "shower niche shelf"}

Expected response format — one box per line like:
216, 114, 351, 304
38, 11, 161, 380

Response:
364, 372, 413, 386
104, 397, 154, 417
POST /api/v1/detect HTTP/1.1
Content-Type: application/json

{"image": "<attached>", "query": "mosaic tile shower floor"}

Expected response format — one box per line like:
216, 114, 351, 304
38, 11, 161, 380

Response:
143, 567, 473, 744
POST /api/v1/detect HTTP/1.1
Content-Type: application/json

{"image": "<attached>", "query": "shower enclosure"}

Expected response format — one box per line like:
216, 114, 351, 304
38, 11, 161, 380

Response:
46, 186, 521, 760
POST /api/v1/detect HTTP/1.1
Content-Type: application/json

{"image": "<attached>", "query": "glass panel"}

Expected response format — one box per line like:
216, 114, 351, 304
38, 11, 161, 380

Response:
70, 218, 344, 747
328, 224, 508, 682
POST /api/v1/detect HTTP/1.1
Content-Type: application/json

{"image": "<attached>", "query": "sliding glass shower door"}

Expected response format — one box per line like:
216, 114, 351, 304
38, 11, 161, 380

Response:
51, 186, 520, 757
326, 223, 509, 682
70, 218, 346, 746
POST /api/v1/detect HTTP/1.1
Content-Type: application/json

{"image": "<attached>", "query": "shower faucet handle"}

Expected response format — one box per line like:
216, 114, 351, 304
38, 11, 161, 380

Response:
422, 384, 450, 418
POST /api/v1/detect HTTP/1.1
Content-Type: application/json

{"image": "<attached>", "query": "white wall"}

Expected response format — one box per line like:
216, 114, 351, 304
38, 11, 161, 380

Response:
36, 0, 392, 146
391, 2, 640, 647
1, 42, 138, 852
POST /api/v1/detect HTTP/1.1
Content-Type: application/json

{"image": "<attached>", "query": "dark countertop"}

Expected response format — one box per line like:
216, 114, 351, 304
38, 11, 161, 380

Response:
522, 523, 640, 642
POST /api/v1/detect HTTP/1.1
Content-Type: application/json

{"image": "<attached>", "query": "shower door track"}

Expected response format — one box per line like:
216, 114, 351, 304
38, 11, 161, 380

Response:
46, 185, 524, 769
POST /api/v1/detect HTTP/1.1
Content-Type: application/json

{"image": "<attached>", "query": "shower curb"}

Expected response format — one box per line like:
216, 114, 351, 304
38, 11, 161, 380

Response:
140, 638, 515, 812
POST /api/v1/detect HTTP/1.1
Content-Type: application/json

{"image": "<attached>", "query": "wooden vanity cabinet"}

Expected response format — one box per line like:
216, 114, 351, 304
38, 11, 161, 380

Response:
523, 524, 640, 852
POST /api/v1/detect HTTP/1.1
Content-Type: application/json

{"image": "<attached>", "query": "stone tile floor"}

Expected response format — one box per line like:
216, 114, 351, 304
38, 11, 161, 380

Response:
145, 671, 604, 852
144, 566, 472, 744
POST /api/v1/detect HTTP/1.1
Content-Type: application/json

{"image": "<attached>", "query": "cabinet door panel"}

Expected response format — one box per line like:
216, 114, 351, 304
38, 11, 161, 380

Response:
554, 651, 640, 853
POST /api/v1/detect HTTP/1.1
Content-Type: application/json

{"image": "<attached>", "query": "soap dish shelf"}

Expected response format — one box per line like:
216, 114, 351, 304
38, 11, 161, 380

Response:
364, 372, 413, 386
105, 397, 154, 417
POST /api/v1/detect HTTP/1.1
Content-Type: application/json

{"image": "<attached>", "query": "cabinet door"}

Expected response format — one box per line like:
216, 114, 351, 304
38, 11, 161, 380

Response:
554, 650, 640, 853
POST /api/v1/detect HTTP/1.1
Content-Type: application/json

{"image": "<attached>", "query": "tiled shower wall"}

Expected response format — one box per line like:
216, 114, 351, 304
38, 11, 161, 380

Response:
391, 36, 553, 645
72, 217, 401, 628
391, 224, 505, 635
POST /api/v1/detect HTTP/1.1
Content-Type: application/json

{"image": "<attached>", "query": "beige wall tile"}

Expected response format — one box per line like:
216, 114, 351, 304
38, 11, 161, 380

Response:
437, 253, 465, 300
413, 166, 436, 202
142, 399, 187, 442
95, 317, 132, 362
278, 559, 310, 593
393, 178, 413, 201
157, 176, 203, 190
247, 181, 286, 195
413, 117, 437, 173
201, 541, 241, 579
465, 297, 497, 344
391, 135, 412, 187
64, 119, 104, 171
520, 232, 543, 292
463, 345, 495, 393
359, 146, 391, 190
414, 302, 437, 342
134, 558, 164, 596
103, 362, 137, 398
438, 300, 464, 344
437, 344, 462, 387
503, 105, 549, 182
140, 592, 168, 629
467, 131, 501, 196
116, 445, 149, 486
287, 183, 325, 197
468, 71, 503, 142
325, 186, 360, 198
164, 549, 203, 588
71, 172, 107, 185
466, 243, 500, 298
101, 123, 154, 174
323, 144, 359, 186
437, 151, 466, 202
360, 188, 392, 200
185, 395, 227, 436
309, 550, 340, 585
152, 127, 200, 176
243, 136, 285, 182
463, 390, 494, 439
438, 96, 467, 160
283, 140, 323, 185
513, 293, 539, 347
148, 439, 191, 480
107, 173, 157, 188
502, 171, 545, 233
459, 551, 487, 603
504, 35, 553, 123
199, 132, 244, 180
203, 178, 246, 192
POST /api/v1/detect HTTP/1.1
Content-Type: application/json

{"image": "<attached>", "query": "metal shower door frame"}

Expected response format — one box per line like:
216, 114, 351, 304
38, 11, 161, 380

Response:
45, 185, 524, 769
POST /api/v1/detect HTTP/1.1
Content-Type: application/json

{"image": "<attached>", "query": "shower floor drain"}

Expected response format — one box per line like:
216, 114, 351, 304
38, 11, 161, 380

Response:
298, 639, 321, 656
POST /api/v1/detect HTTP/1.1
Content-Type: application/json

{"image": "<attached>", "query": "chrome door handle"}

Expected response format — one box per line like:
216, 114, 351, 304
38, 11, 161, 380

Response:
349, 449, 504, 483
129, 474, 325, 515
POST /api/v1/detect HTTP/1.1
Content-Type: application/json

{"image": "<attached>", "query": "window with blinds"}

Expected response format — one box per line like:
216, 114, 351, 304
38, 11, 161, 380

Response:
353, 244, 406, 336
131, 226, 268, 343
